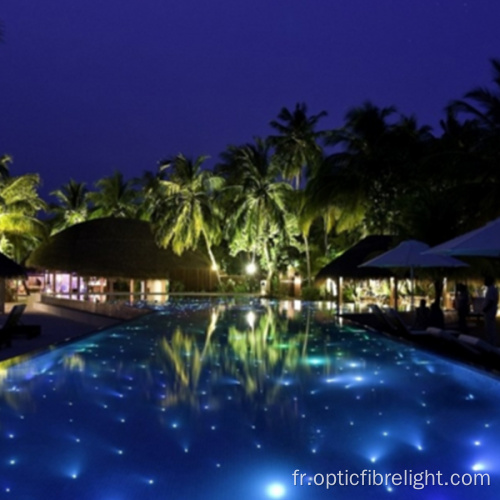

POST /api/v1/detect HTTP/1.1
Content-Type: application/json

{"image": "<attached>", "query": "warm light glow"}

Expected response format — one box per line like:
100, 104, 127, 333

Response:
246, 262, 257, 275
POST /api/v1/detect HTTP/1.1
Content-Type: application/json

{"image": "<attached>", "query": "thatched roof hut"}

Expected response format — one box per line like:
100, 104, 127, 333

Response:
316, 235, 395, 281
0, 253, 25, 278
27, 218, 213, 289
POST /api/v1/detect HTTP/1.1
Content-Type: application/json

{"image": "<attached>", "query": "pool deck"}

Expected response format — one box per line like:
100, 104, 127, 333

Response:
0, 301, 122, 363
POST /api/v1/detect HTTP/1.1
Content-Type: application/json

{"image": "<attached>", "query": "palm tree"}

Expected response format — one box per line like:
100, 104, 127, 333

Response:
49, 179, 89, 233
290, 191, 316, 286
447, 58, 500, 220
0, 173, 47, 262
0, 154, 12, 180
151, 154, 224, 283
87, 170, 140, 219
449, 58, 500, 132
217, 139, 294, 291
133, 169, 169, 221
323, 102, 433, 234
305, 154, 366, 256
269, 103, 327, 189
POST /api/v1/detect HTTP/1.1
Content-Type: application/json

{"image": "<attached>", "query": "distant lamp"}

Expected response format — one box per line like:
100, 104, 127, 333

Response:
246, 262, 257, 275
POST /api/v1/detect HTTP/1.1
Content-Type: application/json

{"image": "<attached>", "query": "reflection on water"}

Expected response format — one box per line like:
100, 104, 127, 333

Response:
0, 299, 499, 499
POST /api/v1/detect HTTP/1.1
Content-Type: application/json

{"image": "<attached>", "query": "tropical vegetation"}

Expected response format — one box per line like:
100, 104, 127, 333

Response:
2, 57, 500, 295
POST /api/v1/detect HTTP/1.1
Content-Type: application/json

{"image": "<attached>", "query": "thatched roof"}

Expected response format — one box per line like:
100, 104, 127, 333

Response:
316, 235, 395, 281
27, 218, 211, 279
0, 252, 25, 278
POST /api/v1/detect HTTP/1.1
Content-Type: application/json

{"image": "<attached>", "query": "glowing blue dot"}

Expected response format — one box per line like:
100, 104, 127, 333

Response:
148, 479, 154, 485
266, 483, 285, 498
474, 441, 481, 446
472, 463, 485, 471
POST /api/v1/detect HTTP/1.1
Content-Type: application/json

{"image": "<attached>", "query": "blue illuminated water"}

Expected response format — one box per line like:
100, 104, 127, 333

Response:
0, 299, 499, 499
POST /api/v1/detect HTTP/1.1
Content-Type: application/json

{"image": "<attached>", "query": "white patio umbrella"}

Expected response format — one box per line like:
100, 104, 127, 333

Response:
425, 217, 500, 257
359, 240, 468, 308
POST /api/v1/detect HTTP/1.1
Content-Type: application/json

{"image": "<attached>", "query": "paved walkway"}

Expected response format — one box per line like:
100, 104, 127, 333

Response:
0, 303, 121, 363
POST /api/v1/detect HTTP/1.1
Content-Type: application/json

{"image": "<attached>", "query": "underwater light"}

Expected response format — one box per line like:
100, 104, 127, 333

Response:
266, 483, 285, 498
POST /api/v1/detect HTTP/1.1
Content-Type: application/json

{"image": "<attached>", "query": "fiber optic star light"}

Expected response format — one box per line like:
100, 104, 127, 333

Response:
0, 299, 499, 499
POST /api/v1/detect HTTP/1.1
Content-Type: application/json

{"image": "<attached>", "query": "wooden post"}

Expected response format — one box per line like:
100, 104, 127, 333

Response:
129, 279, 135, 304
336, 276, 343, 316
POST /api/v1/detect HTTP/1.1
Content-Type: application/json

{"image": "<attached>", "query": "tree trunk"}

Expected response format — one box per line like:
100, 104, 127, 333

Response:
323, 215, 329, 256
202, 231, 221, 285
263, 242, 273, 295
304, 234, 312, 287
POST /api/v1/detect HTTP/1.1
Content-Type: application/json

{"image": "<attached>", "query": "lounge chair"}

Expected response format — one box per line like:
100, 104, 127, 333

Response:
369, 304, 482, 360
1, 304, 41, 344
369, 304, 435, 337
458, 334, 500, 357
384, 308, 461, 338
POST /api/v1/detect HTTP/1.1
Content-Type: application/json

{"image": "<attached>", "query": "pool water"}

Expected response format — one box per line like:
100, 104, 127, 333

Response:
0, 299, 499, 499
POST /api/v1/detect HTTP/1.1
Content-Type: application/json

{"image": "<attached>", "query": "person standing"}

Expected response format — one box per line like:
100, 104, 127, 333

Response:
483, 276, 499, 345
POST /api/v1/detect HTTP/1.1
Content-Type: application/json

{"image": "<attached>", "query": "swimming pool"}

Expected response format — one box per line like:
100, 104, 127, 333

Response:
0, 299, 499, 499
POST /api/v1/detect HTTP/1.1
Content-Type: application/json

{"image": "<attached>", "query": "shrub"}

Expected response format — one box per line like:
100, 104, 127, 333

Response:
301, 286, 321, 301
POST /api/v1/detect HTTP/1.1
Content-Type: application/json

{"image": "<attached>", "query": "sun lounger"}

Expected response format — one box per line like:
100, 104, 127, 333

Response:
458, 334, 500, 355
369, 304, 481, 360
1, 304, 41, 344
368, 304, 400, 334
369, 304, 437, 337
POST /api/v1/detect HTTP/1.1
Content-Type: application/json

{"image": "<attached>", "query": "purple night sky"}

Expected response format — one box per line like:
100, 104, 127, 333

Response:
1, 1, 499, 197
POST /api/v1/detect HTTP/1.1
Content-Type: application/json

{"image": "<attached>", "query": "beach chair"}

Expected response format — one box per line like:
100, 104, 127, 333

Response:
369, 304, 432, 337
384, 307, 484, 359
1, 304, 41, 341
384, 308, 461, 337
0, 304, 24, 348
458, 334, 500, 357
368, 304, 401, 334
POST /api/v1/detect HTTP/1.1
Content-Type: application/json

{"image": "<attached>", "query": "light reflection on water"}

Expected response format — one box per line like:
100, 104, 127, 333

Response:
0, 299, 499, 499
